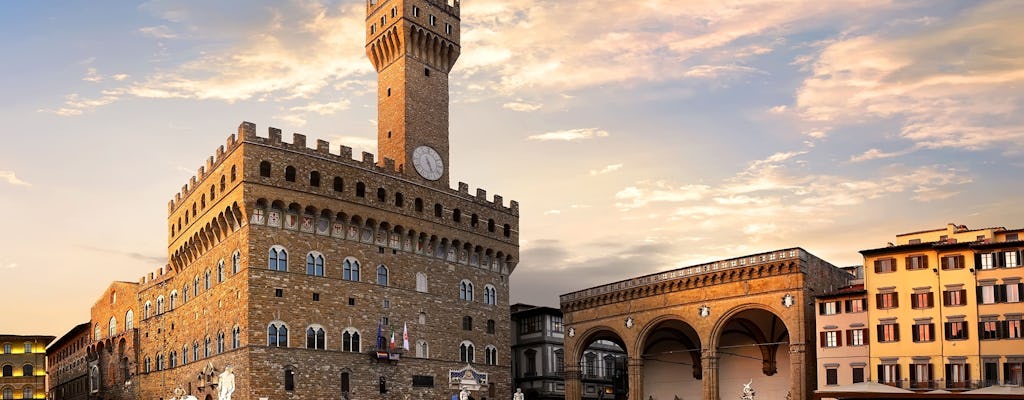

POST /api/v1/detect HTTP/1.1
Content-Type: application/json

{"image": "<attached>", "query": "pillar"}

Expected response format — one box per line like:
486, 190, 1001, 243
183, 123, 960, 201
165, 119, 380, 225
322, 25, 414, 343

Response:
627, 356, 644, 400
564, 365, 582, 400
702, 349, 720, 400
789, 342, 807, 400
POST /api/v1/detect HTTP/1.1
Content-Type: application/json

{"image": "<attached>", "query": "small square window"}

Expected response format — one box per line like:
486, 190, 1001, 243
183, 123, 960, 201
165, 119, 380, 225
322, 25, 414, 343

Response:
313, 293, 320, 301
424, 68, 430, 77
274, 289, 283, 298
383, 299, 390, 308
378, 246, 385, 254
349, 297, 356, 306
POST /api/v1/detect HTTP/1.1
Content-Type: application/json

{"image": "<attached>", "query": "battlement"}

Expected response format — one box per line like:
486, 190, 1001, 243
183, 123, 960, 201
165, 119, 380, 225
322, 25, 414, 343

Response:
138, 264, 174, 289
168, 121, 517, 216
367, 0, 460, 17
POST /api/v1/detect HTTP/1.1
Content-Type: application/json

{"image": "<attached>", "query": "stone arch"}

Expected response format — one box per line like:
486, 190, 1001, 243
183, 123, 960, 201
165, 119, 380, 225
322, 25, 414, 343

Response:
710, 303, 794, 399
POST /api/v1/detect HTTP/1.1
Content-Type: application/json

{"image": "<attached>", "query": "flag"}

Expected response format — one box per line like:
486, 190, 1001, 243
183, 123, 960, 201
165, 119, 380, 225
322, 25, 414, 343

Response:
376, 320, 383, 350
389, 326, 396, 349
402, 322, 409, 351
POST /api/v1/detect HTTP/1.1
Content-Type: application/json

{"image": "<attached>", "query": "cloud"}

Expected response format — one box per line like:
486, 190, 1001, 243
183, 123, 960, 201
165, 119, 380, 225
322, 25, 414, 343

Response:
290, 99, 351, 115
39, 93, 119, 116
615, 181, 710, 210
527, 128, 609, 142
0, 171, 30, 186
81, 246, 165, 265
795, 1, 1024, 153
1, 262, 16, 270
83, 68, 103, 82
543, 210, 561, 215
502, 101, 543, 112
850, 148, 912, 163
138, 25, 179, 39
589, 163, 623, 176
323, 134, 376, 157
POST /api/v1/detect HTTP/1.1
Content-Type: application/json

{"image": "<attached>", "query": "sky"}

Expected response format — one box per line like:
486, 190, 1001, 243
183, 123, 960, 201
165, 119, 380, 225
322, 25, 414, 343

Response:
1, 0, 1022, 337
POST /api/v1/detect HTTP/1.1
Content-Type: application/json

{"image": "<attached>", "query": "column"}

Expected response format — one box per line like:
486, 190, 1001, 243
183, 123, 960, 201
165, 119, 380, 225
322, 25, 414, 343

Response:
789, 342, 807, 400
564, 366, 582, 400
702, 349, 720, 400
628, 357, 644, 400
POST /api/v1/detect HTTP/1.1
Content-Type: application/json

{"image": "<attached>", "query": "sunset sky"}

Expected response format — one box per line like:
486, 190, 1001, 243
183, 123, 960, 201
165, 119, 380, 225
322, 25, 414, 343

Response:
2, 0, 1022, 337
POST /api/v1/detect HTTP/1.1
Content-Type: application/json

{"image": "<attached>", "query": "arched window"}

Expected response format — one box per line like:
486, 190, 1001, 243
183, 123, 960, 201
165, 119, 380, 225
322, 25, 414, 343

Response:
487, 319, 496, 334
259, 161, 271, 177
459, 341, 475, 363
462, 316, 473, 331
143, 357, 150, 373
471, 214, 479, 227
2, 343, 10, 354
504, 224, 511, 237
333, 177, 344, 192
204, 336, 211, 357
193, 276, 199, 297
230, 165, 237, 181
1, 365, 11, 377
356, 182, 366, 197
306, 252, 325, 276
343, 258, 360, 281
484, 285, 497, 305
217, 331, 225, 354
584, 353, 597, 376
342, 329, 361, 352
376, 265, 389, 286
310, 171, 321, 187
415, 340, 429, 358
452, 209, 461, 222
204, 269, 211, 290
341, 371, 351, 394
415, 272, 428, 292
182, 345, 189, 365
125, 310, 134, 330
285, 166, 296, 182
232, 326, 241, 349
1, 388, 10, 399
217, 260, 225, 282
23, 386, 33, 399
169, 291, 178, 310
376, 187, 386, 202
192, 341, 199, 361
210, 185, 215, 201
169, 351, 177, 368
108, 317, 117, 337
268, 322, 288, 347
434, 203, 443, 218
231, 251, 241, 274
485, 345, 497, 365
284, 366, 296, 391
395, 192, 404, 207
156, 295, 165, 314
22, 364, 33, 376
143, 301, 152, 319
488, 219, 495, 233
269, 246, 288, 271
460, 280, 474, 301
419, 312, 427, 325
306, 325, 326, 350
415, 198, 424, 212
220, 175, 227, 192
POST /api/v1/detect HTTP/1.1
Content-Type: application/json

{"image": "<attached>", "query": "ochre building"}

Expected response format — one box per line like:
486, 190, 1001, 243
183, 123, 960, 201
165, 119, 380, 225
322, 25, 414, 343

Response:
0, 335, 53, 400
861, 223, 1024, 391
80, 0, 520, 399
560, 248, 851, 400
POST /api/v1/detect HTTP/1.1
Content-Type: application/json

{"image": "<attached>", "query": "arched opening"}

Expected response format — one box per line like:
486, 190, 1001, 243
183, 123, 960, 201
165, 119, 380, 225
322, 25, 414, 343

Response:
573, 329, 629, 400
639, 319, 702, 400
715, 308, 791, 399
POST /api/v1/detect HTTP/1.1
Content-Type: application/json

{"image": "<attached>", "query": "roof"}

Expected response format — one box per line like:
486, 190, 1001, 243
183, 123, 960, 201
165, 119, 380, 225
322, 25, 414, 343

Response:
815, 284, 866, 299
510, 303, 561, 317
47, 322, 91, 351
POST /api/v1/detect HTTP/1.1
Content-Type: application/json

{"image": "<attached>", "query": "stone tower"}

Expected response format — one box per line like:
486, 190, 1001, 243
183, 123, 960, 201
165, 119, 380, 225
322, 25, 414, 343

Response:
366, 0, 460, 188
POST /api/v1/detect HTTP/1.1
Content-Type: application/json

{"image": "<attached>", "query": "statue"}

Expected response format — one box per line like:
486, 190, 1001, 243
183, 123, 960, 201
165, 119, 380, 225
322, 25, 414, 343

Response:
218, 365, 236, 400
513, 388, 525, 400
741, 380, 755, 400
460, 388, 469, 400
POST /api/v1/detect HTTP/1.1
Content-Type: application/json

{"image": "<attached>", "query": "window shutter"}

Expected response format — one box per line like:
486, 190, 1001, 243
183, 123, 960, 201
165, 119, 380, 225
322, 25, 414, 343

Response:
1000, 321, 1010, 338
997, 252, 1007, 268
819, 303, 826, 315
837, 331, 843, 347
893, 293, 899, 308
896, 365, 902, 382
878, 365, 884, 383
863, 328, 870, 343
975, 253, 983, 269
922, 255, 929, 269
905, 256, 913, 270
912, 326, 920, 342
876, 293, 883, 307
959, 289, 967, 305
978, 322, 985, 339
943, 291, 950, 306
894, 324, 900, 341
874, 260, 882, 273
846, 330, 853, 346
966, 365, 971, 381
927, 292, 935, 307
877, 325, 884, 341
844, 299, 852, 312
997, 285, 1008, 303
944, 322, 951, 340
820, 332, 826, 348
929, 324, 935, 341
977, 286, 984, 303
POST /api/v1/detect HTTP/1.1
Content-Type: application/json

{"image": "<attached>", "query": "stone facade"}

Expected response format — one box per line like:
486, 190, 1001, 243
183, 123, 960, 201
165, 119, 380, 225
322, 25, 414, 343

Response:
76, 1, 519, 399
47, 322, 91, 400
0, 334, 54, 400
560, 248, 851, 400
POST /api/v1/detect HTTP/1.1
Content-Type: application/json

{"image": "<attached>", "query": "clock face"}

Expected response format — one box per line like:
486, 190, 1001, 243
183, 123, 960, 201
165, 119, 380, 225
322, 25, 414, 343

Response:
412, 146, 444, 181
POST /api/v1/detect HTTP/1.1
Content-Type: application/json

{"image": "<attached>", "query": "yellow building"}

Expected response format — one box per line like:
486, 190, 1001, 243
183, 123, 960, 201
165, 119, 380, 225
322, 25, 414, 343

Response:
861, 223, 1023, 391
0, 335, 54, 399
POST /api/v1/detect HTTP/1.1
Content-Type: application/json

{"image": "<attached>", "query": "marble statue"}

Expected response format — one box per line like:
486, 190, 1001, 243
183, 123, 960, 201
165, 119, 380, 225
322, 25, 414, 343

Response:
218, 365, 236, 400
513, 388, 525, 400
460, 388, 470, 400
741, 380, 755, 400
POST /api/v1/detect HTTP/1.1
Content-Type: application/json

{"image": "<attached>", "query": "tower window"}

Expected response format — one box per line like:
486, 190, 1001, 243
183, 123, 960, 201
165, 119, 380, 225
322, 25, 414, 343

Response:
395, 192, 404, 207
309, 171, 321, 187
434, 203, 443, 218
452, 209, 461, 223
285, 166, 296, 182
381, 16, 385, 26
370, 25, 376, 35
429, 14, 436, 26
387, 130, 392, 138
387, 87, 391, 97
391, 7, 397, 17
415, 198, 424, 212
446, 23, 452, 35
259, 161, 271, 177
424, 67, 431, 77
333, 177, 344, 192
413, 6, 419, 17
356, 182, 366, 197
377, 188, 386, 202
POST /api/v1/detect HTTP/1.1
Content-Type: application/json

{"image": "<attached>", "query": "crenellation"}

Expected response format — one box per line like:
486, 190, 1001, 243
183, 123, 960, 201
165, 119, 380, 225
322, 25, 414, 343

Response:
458, 182, 469, 194
189, 176, 197, 189
292, 133, 306, 148
238, 121, 256, 139
198, 166, 205, 180
215, 145, 225, 163
268, 127, 282, 144
205, 156, 214, 174
383, 157, 395, 171
316, 139, 329, 154
340, 145, 352, 160
510, 200, 519, 215
361, 151, 374, 165
476, 188, 486, 200
493, 194, 503, 207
